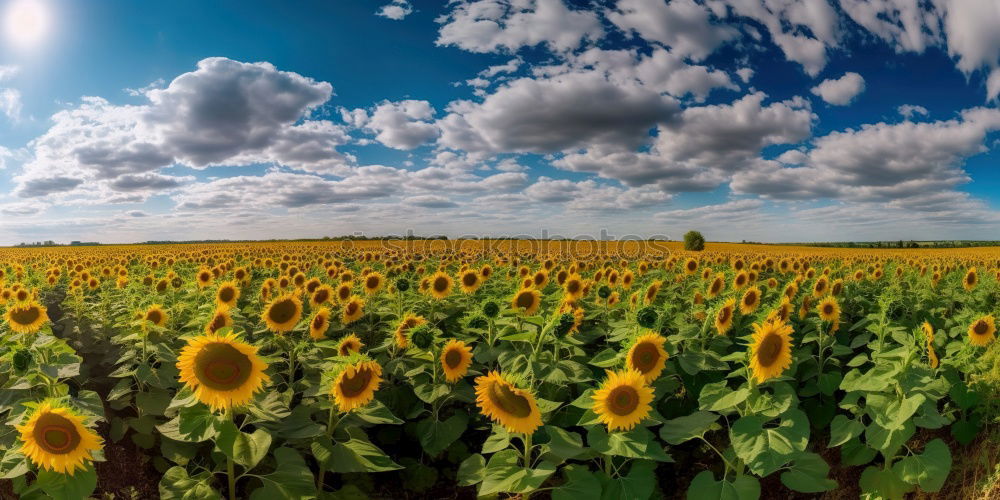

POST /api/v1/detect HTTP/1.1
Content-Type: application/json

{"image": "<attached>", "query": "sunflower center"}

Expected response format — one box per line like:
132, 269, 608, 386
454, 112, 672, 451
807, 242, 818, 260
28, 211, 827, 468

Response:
608, 386, 640, 416
33, 413, 81, 455
219, 288, 235, 303
566, 281, 581, 294
823, 304, 834, 315
974, 321, 989, 335
346, 302, 359, 315
339, 341, 357, 356
445, 349, 463, 369
146, 310, 162, 324
433, 277, 449, 292
487, 381, 533, 418
718, 307, 731, 324
312, 315, 326, 329
366, 276, 379, 289
338, 287, 351, 300
756, 333, 784, 368
314, 290, 329, 304
10, 306, 40, 325
463, 274, 478, 287
630, 343, 660, 373
339, 367, 374, 398
268, 299, 298, 324
516, 292, 535, 309
195, 343, 253, 391
744, 292, 757, 306
209, 314, 227, 332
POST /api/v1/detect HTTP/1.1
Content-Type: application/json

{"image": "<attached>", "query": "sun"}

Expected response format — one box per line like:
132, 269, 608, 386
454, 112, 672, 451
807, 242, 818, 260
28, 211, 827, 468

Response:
5, 0, 50, 48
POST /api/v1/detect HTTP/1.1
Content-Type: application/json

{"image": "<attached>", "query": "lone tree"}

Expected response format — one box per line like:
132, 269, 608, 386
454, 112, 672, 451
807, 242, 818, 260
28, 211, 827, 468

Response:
684, 230, 706, 251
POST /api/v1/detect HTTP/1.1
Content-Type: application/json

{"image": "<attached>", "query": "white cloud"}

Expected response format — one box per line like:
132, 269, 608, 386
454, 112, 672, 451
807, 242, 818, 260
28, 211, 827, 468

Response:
941, 0, 1000, 74
350, 100, 440, 150
0, 88, 21, 120
438, 70, 680, 153
606, 0, 738, 61
897, 104, 929, 119
810, 72, 866, 105
436, 0, 604, 54
988, 68, 1000, 101
719, 0, 840, 76
377, 0, 413, 21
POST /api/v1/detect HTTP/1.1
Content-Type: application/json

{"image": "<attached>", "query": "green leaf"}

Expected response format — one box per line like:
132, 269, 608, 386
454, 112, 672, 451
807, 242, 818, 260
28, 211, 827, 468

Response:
215, 421, 272, 470
588, 349, 620, 368
0, 448, 29, 479
603, 460, 659, 500
314, 437, 402, 473
780, 452, 837, 493
479, 449, 556, 496
157, 404, 219, 443
893, 439, 951, 493
865, 420, 914, 457
552, 464, 601, 500
859, 465, 912, 500
949, 382, 980, 410
457, 453, 485, 486
136, 388, 173, 416
36, 464, 98, 500
159, 466, 221, 500
543, 425, 586, 462
686, 470, 760, 500
249, 448, 316, 500
415, 413, 468, 456
660, 411, 719, 445
698, 382, 750, 413
829, 414, 864, 447
588, 426, 672, 462
482, 425, 510, 453
730, 409, 809, 476
840, 437, 877, 466
351, 400, 404, 425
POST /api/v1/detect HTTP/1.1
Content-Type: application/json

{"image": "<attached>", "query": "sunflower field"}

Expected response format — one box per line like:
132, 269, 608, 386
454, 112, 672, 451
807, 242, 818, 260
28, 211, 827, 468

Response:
0, 240, 998, 499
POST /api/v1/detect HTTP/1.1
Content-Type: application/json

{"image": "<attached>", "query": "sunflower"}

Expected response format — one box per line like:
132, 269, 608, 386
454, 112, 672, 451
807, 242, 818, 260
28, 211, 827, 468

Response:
511, 288, 541, 316
739, 286, 761, 315
817, 296, 840, 323
429, 271, 453, 299
968, 315, 996, 347
459, 270, 481, 294
17, 401, 102, 475
363, 272, 384, 295
215, 281, 240, 310
331, 360, 382, 412
963, 267, 978, 291
684, 258, 698, 275
626, 333, 668, 382
643, 280, 662, 305
309, 308, 331, 340
337, 334, 364, 356
5, 300, 49, 334
341, 295, 365, 325
196, 269, 213, 289
311, 285, 333, 308
395, 313, 426, 349
921, 321, 934, 342
440, 340, 473, 383
474, 372, 542, 435
749, 318, 794, 384
714, 298, 735, 335
927, 340, 939, 369
204, 308, 233, 335
592, 370, 654, 432
262, 293, 303, 333
176, 331, 270, 411
707, 273, 725, 299
564, 274, 584, 300
336, 282, 353, 303
733, 271, 749, 290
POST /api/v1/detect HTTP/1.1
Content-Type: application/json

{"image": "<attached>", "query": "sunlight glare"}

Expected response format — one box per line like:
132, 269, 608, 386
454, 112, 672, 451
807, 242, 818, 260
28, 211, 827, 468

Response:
4, 0, 50, 48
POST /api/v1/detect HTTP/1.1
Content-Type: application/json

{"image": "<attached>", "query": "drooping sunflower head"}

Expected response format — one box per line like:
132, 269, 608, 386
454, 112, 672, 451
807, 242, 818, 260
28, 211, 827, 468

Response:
739, 286, 761, 315
968, 315, 996, 347
341, 295, 365, 325
17, 401, 103, 476
309, 308, 331, 340
337, 333, 364, 356
511, 288, 541, 316
5, 300, 49, 334
204, 308, 233, 335
749, 318, 794, 384
714, 298, 735, 335
330, 359, 383, 412
474, 371, 542, 435
440, 339, 473, 383
592, 369, 654, 432
626, 333, 668, 382
263, 292, 303, 333
215, 281, 240, 310
176, 332, 270, 411
394, 313, 426, 348
429, 271, 453, 299
817, 296, 840, 323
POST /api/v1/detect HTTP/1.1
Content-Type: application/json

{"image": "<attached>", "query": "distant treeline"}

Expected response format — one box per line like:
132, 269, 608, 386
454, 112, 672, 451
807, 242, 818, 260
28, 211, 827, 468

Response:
782, 240, 1000, 249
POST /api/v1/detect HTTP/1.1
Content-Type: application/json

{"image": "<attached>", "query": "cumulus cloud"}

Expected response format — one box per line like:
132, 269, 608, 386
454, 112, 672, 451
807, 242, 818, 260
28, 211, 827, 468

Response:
377, 0, 413, 20
438, 70, 680, 153
349, 100, 440, 150
810, 72, 865, 105
436, 0, 604, 54
719, 0, 840, 76
897, 104, 929, 119
13, 58, 351, 200
606, 0, 737, 61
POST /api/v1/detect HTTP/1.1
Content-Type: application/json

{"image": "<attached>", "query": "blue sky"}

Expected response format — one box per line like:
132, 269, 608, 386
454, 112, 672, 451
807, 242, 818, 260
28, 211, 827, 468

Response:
0, 0, 999, 244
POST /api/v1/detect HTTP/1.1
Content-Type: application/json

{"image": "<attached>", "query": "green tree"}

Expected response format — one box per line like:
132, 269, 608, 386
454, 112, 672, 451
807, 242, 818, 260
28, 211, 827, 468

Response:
684, 230, 706, 251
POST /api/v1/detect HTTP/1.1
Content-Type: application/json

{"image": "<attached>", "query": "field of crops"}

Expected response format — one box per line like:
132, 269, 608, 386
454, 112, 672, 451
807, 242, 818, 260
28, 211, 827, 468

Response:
0, 240, 997, 499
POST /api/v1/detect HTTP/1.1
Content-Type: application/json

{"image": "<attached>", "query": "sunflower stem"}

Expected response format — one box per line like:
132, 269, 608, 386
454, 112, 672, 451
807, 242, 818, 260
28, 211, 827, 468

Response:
316, 405, 339, 492
225, 409, 237, 500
